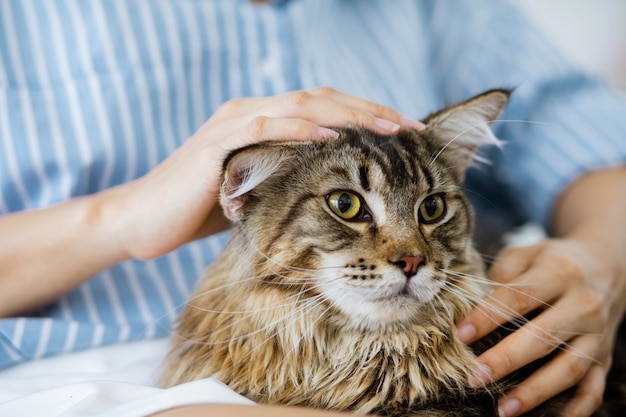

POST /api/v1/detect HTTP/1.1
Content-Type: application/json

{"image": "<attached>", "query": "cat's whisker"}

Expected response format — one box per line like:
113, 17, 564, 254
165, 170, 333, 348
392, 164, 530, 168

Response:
283, 276, 349, 298
186, 269, 326, 306
174, 292, 327, 348
237, 227, 351, 275
473, 300, 600, 364
145, 273, 280, 336
180, 266, 346, 330
235, 294, 331, 364
441, 279, 599, 364
160, 92, 623, 415
178, 278, 317, 339
429, 120, 499, 166
276, 300, 338, 369
443, 268, 555, 310
428, 287, 457, 321
429, 119, 556, 166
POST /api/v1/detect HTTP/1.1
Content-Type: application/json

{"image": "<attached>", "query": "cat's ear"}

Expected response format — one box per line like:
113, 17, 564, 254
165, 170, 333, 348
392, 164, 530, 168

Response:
422, 89, 510, 180
220, 142, 301, 221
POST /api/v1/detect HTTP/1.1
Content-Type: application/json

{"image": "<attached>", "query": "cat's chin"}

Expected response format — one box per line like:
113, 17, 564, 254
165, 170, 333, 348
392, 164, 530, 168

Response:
335, 295, 439, 332
320, 266, 449, 331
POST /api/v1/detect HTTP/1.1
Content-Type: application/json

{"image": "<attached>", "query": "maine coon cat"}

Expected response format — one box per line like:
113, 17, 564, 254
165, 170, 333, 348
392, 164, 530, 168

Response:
160, 90, 624, 416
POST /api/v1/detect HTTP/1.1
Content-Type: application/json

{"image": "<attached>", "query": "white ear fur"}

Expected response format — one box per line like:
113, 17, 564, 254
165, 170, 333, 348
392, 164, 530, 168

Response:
220, 147, 292, 221
426, 90, 509, 178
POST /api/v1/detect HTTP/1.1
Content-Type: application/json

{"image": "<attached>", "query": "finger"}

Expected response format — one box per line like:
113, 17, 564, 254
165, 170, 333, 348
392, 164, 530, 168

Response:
457, 245, 544, 343
559, 362, 607, 417
474, 289, 605, 383
188, 115, 339, 162
218, 90, 423, 135
474, 320, 569, 385
271, 92, 407, 134
458, 275, 558, 344
488, 244, 542, 284
458, 246, 579, 344
495, 336, 602, 417
307, 86, 425, 130
234, 115, 339, 146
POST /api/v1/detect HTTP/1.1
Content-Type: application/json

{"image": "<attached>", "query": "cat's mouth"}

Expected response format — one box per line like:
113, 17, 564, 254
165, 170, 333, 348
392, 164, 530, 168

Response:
372, 292, 413, 307
371, 284, 415, 304
371, 278, 442, 306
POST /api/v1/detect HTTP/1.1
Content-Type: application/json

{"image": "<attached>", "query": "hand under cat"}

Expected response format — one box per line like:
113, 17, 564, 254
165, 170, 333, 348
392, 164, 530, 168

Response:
457, 168, 626, 417
106, 87, 425, 260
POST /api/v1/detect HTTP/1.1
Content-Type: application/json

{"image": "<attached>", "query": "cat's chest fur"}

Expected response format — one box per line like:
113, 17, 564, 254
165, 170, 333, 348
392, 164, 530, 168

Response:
163, 233, 485, 415
161, 90, 511, 416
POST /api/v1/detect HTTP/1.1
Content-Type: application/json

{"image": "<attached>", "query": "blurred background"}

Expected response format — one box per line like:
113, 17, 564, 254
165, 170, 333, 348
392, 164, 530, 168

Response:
518, 0, 626, 90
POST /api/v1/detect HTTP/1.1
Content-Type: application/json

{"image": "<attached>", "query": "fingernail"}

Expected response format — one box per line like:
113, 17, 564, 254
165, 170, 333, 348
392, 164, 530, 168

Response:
374, 117, 400, 133
457, 322, 477, 344
498, 398, 522, 417
317, 127, 339, 139
400, 116, 426, 131
468, 364, 492, 388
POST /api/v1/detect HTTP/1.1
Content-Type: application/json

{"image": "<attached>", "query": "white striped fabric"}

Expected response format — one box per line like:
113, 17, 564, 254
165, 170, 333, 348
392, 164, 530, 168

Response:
1, 0, 625, 368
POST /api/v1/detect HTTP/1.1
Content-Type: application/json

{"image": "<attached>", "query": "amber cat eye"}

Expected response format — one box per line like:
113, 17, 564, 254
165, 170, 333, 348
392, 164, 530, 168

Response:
326, 191, 362, 220
418, 194, 446, 223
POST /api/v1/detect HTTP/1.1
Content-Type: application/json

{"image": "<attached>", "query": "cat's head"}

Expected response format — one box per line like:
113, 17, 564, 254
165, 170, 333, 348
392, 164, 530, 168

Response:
219, 90, 509, 331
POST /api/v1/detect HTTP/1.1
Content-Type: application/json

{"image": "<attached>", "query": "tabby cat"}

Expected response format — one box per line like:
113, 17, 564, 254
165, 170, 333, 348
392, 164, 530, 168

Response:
161, 90, 624, 416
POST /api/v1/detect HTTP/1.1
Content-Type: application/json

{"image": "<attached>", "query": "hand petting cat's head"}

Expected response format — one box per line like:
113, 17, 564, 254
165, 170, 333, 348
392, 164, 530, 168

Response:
219, 89, 509, 332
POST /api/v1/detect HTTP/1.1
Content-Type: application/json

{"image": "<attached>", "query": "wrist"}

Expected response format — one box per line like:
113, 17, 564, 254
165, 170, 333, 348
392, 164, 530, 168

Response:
550, 167, 626, 316
82, 189, 133, 264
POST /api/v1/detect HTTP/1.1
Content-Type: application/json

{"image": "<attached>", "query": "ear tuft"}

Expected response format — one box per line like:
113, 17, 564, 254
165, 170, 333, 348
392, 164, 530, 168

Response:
220, 144, 297, 221
424, 89, 510, 179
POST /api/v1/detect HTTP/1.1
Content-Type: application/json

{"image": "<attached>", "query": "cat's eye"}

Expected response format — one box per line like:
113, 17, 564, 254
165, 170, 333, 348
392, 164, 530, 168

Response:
326, 191, 363, 220
418, 194, 446, 223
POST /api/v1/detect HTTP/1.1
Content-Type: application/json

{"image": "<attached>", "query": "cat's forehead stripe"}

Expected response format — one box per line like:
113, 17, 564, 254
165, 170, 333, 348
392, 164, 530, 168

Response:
418, 162, 435, 192
341, 131, 408, 188
325, 129, 446, 206
358, 165, 370, 192
355, 131, 437, 192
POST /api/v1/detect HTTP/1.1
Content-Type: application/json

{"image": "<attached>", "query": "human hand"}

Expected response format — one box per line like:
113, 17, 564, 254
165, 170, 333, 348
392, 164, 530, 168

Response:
457, 236, 626, 417
104, 87, 424, 260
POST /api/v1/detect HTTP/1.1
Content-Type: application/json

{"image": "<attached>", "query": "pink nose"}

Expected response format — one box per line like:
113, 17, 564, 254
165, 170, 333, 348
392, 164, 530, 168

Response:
393, 255, 425, 278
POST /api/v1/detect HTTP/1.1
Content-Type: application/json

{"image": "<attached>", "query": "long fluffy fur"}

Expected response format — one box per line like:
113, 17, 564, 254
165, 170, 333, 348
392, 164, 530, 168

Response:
160, 90, 625, 416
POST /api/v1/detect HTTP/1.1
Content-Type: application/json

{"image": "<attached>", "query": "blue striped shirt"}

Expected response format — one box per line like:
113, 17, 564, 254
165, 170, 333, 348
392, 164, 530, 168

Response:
1, 0, 625, 369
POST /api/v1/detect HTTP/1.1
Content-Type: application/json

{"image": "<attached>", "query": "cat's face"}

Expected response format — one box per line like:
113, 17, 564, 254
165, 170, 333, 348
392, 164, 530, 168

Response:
221, 90, 509, 331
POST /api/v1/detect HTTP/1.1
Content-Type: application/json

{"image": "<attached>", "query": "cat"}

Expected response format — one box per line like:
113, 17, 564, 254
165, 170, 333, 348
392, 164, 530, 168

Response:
160, 90, 624, 416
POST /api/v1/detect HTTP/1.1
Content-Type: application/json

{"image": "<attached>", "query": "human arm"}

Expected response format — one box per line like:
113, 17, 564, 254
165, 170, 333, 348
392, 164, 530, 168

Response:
423, 1, 626, 415
151, 404, 350, 417
457, 166, 626, 417
0, 87, 424, 317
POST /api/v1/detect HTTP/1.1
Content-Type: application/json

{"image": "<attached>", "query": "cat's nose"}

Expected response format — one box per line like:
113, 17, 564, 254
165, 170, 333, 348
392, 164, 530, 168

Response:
392, 255, 426, 278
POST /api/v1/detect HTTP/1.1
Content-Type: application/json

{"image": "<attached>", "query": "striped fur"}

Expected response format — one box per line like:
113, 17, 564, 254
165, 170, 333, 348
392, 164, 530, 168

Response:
3, 0, 626, 371
161, 91, 516, 416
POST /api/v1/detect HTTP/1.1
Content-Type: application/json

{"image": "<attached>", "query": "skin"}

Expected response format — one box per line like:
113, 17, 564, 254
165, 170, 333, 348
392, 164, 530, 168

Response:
0, 87, 424, 317
150, 404, 348, 417
146, 165, 626, 417
457, 166, 626, 417
174, 111, 624, 417
1, 85, 624, 417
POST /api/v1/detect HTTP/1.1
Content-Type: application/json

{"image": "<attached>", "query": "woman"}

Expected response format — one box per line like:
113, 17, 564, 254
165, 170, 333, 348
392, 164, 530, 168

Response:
1, 1, 625, 416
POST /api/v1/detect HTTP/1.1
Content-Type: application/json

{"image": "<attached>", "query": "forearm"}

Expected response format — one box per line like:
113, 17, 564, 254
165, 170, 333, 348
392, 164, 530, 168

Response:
0, 88, 422, 318
551, 166, 626, 313
0, 190, 130, 317
151, 404, 349, 417
552, 166, 626, 254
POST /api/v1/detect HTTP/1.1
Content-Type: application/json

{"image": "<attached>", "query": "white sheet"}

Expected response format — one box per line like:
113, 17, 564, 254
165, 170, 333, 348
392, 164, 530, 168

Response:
0, 226, 547, 417
0, 338, 252, 417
